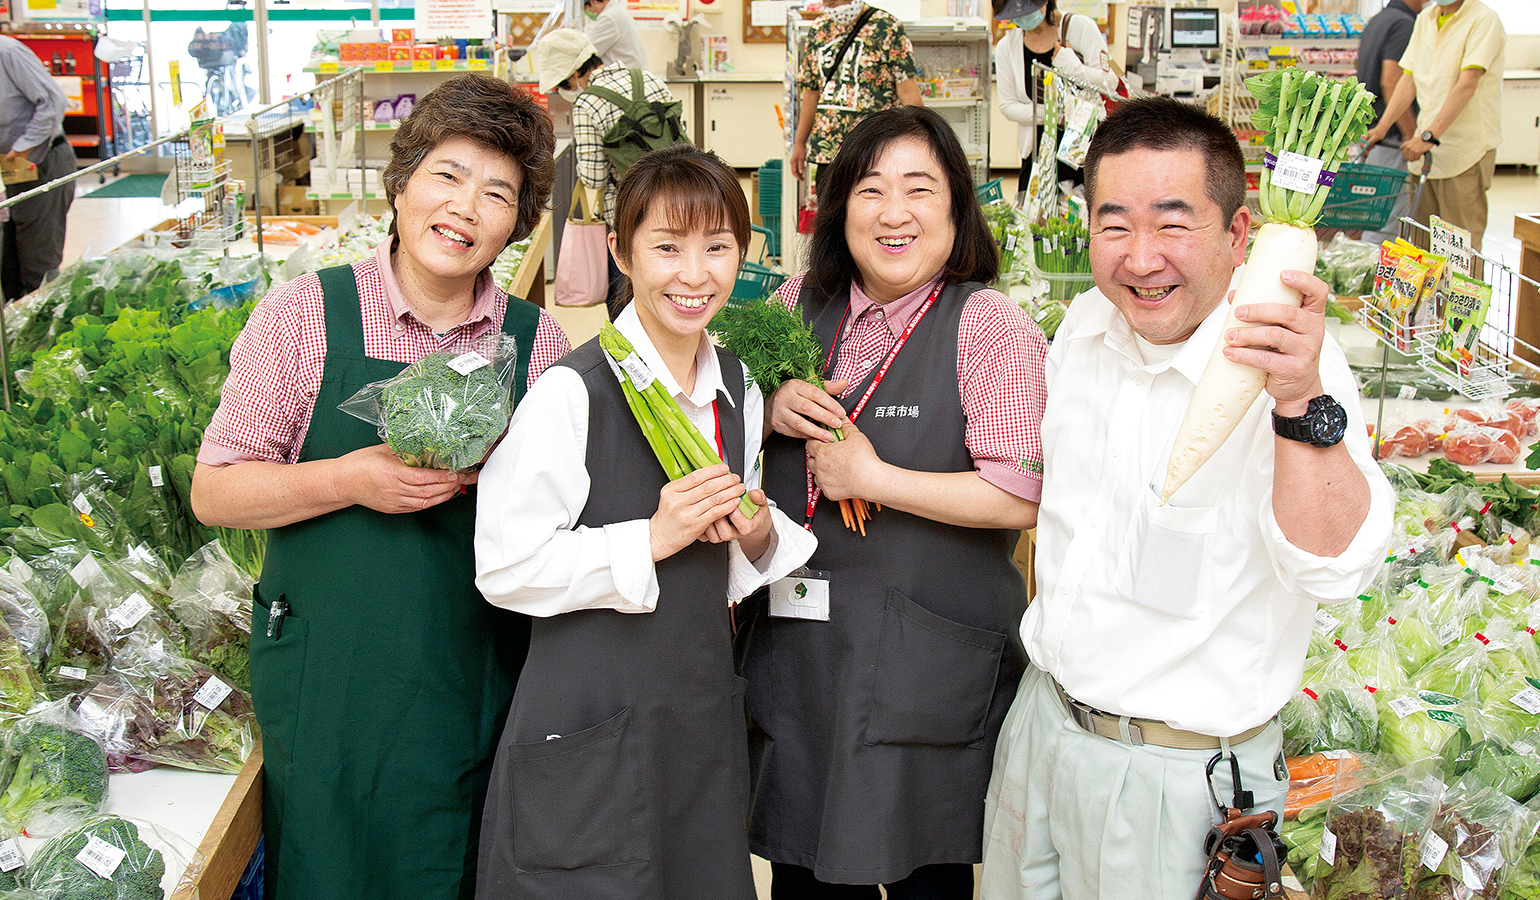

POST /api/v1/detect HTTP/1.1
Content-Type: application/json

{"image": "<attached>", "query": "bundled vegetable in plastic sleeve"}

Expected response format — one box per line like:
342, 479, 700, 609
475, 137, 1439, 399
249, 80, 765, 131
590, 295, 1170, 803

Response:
1316, 234, 1381, 296
25, 814, 204, 900
1313, 761, 1445, 900
1289, 752, 1365, 820
338, 334, 520, 472
1416, 778, 1540, 899
105, 637, 254, 774
0, 814, 26, 892
1385, 597, 1445, 678
0, 618, 43, 723
1454, 726, 1540, 804
1375, 685, 1473, 767
1284, 688, 1328, 758
46, 561, 174, 688
1350, 624, 1412, 690
0, 701, 108, 837
164, 543, 252, 691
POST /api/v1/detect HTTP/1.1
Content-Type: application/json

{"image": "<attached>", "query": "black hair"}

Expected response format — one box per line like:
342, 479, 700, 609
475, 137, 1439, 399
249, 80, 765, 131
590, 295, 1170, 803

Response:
562, 53, 605, 90
1083, 96, 1247, 221
808, 106, 997, 300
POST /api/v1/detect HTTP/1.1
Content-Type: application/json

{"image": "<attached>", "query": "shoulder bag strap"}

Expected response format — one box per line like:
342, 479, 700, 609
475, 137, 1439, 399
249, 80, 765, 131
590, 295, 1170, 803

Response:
824, 6, 878, 82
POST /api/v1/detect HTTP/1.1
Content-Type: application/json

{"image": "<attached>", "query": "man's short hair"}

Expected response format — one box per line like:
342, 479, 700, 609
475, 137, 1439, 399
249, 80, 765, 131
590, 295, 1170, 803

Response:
1083, 97, 1247, 222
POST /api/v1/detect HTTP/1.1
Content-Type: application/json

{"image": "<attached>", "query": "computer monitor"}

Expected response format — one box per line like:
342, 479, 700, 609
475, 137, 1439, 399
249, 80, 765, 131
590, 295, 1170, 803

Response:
1170, 8, 1220, 49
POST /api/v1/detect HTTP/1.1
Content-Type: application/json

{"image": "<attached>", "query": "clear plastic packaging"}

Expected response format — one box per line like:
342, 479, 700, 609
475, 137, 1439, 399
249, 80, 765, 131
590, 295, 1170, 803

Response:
24, 814, 204, 900
0, 701, 109, 838
0, 617, 44, 723
106, 637, 254, 774
164, 543, 253, 691
338, 333, 520, 472
1312, 761, 1444, 900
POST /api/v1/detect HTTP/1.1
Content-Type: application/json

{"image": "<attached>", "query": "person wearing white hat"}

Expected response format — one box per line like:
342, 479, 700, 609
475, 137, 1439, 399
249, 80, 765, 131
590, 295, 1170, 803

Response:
537, 28, 682, 319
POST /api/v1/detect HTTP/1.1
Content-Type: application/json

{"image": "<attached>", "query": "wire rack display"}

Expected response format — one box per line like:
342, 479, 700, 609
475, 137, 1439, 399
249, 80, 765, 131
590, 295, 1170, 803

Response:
1021, 61, 1135, 224
164, 108, 239, 253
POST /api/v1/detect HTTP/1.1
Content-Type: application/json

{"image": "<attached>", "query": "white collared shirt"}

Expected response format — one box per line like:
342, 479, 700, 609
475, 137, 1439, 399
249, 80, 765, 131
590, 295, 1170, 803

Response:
475, 304, 817, 617
1021, 282, 1394, 736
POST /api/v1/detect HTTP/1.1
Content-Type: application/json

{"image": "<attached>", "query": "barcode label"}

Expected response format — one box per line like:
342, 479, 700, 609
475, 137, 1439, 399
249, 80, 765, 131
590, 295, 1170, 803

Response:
1320, 827, 1337, 866
72, 494, 93, 516
0, 839, 23, 872
147, 465, 163, 488
1272, 150, 1325, 194
194, 675, 234, 710
58, 665, 87, 680
1397, 385, 1417, 400
1495, 572, 1524, 595
1389, 697, 1423, 719
69, 554, 103, 587
447, 351, 491, 376
1314, 609, 1340, 635
618, 353, 655, 392
1351, 184, 1376, 196
76, 834, 127, 879
1439, 622, 1462, 646
1421, 830, 1448, 871
107, 593, 153, 630
1513, 688, 1540, 715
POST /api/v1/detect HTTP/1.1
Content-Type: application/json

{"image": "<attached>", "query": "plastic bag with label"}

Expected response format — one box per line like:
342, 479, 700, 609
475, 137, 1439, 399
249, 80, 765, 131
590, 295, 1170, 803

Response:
24, 814, 204, 900
0, 700, 108, 838
47, 555, 176, 688
1312, 760, 1444, 900
106, 636, 254, 774
1416, 776, 1540, 899
338, 333, 520, 472
164, 542, 253, 692
0, 617, 44, 723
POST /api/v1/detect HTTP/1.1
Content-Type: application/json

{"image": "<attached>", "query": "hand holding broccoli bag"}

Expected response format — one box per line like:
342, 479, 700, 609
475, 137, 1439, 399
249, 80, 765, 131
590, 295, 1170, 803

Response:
338, 334, 520, 473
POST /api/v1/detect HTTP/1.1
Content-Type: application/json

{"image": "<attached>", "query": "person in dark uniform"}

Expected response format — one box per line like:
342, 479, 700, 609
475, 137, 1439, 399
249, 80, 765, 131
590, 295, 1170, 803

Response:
190, 74, 570, 900
473, 145, 816, 900
743, 106, 1048, 899
0, 34, 74, 302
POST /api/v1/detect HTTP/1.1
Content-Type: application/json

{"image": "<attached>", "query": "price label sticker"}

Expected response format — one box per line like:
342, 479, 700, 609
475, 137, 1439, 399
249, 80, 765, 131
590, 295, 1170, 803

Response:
1313, 609, 1340, 635
76, 834, 127, 880
447, 351, 491, 376
412, 59, 431, 72
1320, 827, 1337, 866
319, 61, 339, 73
0, 839, 24, 872
1495, 572, 1525, 595
1389, 697, 1423, 719
1439, 621, 1462, 646
468, 58, 488, 70
1271, 150, 1326, 195
108, 593, 153, 630
69, 554, 103, 587
58, 665, 87, 680
1397, 385, 1417, 400
1421, 829, 1449, 871
194, 675, 234, 710
147, 465, 163, 488
375, 60, 394, 72
617, 353, 655, 392
436, 59, 456, 71
1513, 688, 1540, 715
74, 363, 89, 381
72, 493, 93, 516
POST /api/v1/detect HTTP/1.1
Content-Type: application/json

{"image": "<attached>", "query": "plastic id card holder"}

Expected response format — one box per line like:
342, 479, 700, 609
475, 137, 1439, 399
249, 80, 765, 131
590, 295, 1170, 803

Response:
769, 567, 831, 621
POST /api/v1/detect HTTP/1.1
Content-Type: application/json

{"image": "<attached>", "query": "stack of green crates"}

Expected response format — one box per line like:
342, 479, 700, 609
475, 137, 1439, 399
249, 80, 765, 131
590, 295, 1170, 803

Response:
758, 159, 781, 260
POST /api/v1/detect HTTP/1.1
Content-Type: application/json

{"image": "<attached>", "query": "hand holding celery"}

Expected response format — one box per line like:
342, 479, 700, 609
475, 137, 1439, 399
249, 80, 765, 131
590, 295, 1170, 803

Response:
599, 323, 758, 520
1161, 70, 1374, 503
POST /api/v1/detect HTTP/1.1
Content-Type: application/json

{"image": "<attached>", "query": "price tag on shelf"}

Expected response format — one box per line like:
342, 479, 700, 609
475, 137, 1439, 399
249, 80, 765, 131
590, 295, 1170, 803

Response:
1430, 215, 1473, 278
76, 835, 127, 880
468, 58, 488, 70
0, 839, 22, 873
436, 59, 456, 71
1421, 829, 1449, 871
319, 61, 339, 73
1271, 151, 1325, 195
194, 675, 234, 710
375, 61, 394, 73
412, 59, 431, 72
108, 593, 153, 630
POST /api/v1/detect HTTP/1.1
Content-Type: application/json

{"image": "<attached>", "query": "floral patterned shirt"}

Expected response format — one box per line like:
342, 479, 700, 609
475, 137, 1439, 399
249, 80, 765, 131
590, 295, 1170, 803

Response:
797, 7, 919, 166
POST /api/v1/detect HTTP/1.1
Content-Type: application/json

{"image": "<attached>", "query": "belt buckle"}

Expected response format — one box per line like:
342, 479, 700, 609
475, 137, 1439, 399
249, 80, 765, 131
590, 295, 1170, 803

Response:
1066, 698, 1096, 733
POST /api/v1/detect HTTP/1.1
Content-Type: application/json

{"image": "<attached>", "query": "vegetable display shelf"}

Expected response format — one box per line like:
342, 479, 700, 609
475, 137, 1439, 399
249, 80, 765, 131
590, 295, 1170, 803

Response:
302, 120, 401, 133
303, 59, 491, 75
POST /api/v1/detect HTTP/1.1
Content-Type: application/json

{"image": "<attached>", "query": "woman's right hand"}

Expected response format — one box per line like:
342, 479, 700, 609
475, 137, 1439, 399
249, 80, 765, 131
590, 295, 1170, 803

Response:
337, 443, 468, 514
768, 378, 851, 442
650, 465, 748, 561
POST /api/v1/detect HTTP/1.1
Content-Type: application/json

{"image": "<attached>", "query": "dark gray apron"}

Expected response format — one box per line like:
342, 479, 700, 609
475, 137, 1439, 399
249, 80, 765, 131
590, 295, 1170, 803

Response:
476, 337, 757, 900
742, 281, 1030, 885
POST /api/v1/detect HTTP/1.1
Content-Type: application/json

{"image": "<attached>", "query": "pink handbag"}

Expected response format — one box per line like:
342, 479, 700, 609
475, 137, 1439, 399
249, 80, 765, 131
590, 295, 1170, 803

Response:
554, 186, 609, 308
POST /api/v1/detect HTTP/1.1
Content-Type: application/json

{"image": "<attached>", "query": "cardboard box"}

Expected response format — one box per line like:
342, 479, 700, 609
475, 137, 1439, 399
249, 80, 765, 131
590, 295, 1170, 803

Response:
1, 156, 37, 185
339, 42, 364, 62
367, 42, 388, 61
390, 43, 413, 61
277, 185, 318, 216
391, 28, 414, 43
413, 44, 437, 61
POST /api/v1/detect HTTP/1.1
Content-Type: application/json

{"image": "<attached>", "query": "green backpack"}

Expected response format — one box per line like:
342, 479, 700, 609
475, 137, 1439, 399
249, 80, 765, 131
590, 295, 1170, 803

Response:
583, 69, 690, 178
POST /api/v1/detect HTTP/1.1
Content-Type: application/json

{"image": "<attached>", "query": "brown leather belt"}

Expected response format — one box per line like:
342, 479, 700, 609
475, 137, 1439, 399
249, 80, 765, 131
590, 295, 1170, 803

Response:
1052, 678, 1269, 750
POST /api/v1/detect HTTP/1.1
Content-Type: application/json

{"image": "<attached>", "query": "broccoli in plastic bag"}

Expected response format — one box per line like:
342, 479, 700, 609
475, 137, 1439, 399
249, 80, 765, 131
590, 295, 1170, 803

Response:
0, 818, 25, 891
25, 813, 203, 900
0, 701, 109, 838
339, 334, 520, 472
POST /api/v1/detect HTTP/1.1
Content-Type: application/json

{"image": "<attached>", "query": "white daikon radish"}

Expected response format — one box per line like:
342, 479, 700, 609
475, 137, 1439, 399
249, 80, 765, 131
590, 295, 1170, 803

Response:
1160, 223, 1318, 503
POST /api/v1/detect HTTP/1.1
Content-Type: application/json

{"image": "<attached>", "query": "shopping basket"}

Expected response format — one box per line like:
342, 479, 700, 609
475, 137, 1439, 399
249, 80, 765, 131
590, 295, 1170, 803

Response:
975, 178, 1004, 205
732, 261, 786, 301
1313, 145, 1432, 232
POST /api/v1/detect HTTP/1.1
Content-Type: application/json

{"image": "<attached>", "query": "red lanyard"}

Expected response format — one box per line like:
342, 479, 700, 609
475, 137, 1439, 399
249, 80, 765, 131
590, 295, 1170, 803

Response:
803, 283, 942, 526
712, 400, 724, 460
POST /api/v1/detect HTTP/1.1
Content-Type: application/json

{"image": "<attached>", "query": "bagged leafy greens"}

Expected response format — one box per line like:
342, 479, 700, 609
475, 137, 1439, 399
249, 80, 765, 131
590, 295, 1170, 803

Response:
0, 617, 43, 723
163, 543, 252, 691
1313, 762, 1444, 900
0, 700, 109, 837
105, 637, 254, 774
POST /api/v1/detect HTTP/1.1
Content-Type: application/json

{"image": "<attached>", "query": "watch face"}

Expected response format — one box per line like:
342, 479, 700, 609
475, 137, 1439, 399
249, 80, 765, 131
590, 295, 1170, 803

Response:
1311, 399, 1349, 447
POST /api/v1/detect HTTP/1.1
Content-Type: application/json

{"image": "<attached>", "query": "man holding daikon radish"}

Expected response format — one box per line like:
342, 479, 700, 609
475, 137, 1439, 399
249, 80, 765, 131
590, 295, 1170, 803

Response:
980, 97, 1394, 900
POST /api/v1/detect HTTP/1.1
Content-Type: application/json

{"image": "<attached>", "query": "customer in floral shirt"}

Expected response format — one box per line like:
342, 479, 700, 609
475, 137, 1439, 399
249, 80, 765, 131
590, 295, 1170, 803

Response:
791, 0, 923, 185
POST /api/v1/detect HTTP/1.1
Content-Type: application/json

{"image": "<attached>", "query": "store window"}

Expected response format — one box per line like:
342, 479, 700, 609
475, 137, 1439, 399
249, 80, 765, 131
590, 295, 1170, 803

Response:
1480, 0, 1539, 35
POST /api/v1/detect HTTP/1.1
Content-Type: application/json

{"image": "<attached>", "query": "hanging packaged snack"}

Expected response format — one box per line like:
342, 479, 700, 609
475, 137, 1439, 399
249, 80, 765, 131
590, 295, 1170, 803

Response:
1434, 273, 1495, 377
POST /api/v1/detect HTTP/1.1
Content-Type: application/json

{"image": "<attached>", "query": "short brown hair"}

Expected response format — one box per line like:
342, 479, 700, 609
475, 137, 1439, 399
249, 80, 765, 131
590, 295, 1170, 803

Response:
609, 145, 751, 308
1083, 97, 1246, 222
809, 106, 997, 299
383, 74, 556, 245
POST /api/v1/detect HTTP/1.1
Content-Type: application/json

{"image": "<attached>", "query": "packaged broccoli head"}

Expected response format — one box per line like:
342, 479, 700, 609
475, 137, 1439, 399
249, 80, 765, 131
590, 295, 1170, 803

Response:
338, 333, 520, 472
0, 817, 26, 892
0, 700, 108, 838
25, 814, 204, 900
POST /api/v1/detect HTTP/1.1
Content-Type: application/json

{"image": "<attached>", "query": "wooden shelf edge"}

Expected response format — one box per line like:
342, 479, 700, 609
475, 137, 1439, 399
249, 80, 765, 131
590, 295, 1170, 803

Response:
172, 742, 264, 900
508, 212, 550, 307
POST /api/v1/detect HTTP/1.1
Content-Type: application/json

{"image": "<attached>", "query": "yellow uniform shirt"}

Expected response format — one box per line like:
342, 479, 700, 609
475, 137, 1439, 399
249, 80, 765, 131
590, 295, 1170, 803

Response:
1399, 0, 1505, 179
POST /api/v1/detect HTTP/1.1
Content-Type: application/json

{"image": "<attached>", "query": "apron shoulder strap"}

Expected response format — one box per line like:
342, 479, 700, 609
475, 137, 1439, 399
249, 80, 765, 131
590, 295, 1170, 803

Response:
500, 295, 544, 404
317, 264, 365, 357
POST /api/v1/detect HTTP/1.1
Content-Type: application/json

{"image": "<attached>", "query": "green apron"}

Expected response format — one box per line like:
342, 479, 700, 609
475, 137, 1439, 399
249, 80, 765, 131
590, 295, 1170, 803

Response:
250, 264, 540, 900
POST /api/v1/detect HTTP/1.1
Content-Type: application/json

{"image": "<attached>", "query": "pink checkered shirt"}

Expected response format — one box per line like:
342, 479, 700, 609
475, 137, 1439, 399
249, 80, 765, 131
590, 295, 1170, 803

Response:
199, 241, 573, 466
775, 274, 1047, 502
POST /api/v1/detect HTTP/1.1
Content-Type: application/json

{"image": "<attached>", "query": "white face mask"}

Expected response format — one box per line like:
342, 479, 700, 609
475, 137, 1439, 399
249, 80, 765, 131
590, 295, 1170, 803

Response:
1015, 9, 1045, 30
557, 87, 579, 103
827, 0, 866, 26
1431, 0, 1459, 6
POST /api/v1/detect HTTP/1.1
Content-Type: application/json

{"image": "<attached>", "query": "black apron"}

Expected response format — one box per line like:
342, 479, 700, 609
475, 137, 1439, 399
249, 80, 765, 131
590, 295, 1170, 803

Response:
250, 264, 541, 900
476, 337, 757, 900
742, 281, 1030, 885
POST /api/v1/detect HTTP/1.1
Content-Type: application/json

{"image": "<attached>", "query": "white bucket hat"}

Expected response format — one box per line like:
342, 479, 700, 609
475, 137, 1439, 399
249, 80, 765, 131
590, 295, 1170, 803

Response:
536, 29, 600, 93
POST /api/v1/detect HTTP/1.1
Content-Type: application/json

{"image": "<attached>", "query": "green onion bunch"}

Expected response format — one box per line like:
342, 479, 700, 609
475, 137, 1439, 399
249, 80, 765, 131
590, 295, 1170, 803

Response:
1031, 218, 1091, 275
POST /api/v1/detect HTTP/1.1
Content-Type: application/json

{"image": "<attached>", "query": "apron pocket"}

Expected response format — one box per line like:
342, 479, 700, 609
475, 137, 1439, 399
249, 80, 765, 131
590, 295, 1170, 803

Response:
502, 707, 650, 872
249, 586, 309, 771
863, 589, 1006, 748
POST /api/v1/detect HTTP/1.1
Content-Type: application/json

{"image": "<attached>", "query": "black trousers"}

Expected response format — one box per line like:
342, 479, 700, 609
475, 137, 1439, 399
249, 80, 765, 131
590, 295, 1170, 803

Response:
2, 136, 75, 302
769, 862, 974, 900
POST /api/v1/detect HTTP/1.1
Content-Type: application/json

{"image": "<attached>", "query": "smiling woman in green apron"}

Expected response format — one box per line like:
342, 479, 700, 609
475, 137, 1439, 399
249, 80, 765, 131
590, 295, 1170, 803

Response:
473, 146, 816, 900
743, 106, 1048, 899
189, 74, 571, 900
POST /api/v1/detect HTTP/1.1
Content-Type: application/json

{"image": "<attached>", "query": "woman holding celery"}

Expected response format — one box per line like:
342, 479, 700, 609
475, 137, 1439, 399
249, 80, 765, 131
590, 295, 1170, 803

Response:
473, 145, 815, 900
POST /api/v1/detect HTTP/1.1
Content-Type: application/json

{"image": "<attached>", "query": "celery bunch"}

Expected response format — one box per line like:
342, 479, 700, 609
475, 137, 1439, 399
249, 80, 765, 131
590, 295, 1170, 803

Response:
1247, 69, 1376, 226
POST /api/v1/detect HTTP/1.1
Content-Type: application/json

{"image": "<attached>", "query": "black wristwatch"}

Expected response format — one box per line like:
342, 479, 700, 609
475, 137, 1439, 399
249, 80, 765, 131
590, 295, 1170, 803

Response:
1420, 129, 1441, 146
1272, 394, 1348, 449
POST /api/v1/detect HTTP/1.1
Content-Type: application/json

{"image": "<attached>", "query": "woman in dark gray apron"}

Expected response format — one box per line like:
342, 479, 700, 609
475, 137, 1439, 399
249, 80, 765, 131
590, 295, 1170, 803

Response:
743, 107, 1048, 898
473, 146, 816, 900
190, 75, 566, 900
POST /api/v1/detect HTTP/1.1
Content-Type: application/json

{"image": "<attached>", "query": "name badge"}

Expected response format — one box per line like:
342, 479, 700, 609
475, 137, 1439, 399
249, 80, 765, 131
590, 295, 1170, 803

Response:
769, 567, 831, 621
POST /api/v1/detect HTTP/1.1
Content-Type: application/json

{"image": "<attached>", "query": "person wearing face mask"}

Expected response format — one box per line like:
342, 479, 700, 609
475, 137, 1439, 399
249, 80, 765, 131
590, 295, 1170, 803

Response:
583, 0, 646, 70
790, 0, 924, 186
992, 0, 1116, 197
190, 75, 572, 900
1364, 0, 1505, 250
537, 28, 682, 319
